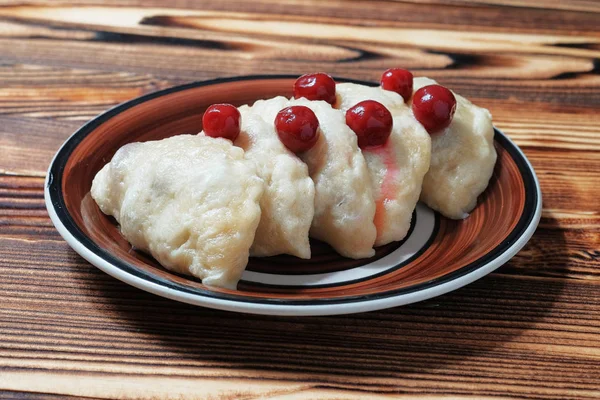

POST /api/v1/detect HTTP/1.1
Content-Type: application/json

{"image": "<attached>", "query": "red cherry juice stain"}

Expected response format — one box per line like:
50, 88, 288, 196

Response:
369, 142, 399, 232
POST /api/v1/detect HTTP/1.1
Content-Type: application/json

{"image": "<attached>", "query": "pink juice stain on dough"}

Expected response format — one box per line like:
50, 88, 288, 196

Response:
369, 142, 399, 233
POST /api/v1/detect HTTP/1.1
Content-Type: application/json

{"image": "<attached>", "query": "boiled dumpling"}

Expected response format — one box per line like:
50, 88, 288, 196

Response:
234, 103, 314, 259
336, 83, 431, 246
291, 97, 377, 258
248, 96, 377, 259
91, 135, 264, 289
412, 77, 497, 219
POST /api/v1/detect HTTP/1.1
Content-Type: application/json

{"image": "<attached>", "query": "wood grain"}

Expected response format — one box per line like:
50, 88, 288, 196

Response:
0, 1, 599, 398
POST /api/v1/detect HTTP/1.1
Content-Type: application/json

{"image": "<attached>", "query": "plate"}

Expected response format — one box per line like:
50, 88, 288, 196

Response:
45, 75, 542, 316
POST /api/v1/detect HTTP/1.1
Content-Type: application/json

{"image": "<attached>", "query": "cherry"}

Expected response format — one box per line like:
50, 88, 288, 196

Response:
345, 100, 393, 148
412, 85, 457, 134
380, 68, 413, 101
293, 73, 336, 105
275, 106, 320, 153
202, 104, 241, 141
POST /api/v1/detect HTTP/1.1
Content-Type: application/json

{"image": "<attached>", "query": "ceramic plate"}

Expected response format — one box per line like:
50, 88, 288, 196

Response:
45, 75, 542, 316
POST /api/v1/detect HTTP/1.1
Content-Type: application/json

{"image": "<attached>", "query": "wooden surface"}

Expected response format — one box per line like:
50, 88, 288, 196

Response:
1, 1, 599, 398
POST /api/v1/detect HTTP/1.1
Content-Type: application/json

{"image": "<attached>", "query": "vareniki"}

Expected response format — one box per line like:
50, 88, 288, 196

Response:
234, 103, 315, 259
412, 77, 497, 219
91, 135, 263, 289
336, 82, 431, 246
91, 69, 497, 289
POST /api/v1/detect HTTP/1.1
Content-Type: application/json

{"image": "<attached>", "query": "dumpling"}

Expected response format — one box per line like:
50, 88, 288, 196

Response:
248, 96, 377, 259
412, 77, 497, 219
91, 135, 264, 289
291, 98, 377, 258
234, 103, 314, 259
336, 83, 431, 246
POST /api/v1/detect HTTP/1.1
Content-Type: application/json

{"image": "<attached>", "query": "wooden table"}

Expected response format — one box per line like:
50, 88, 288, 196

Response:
1, 1, 599, 398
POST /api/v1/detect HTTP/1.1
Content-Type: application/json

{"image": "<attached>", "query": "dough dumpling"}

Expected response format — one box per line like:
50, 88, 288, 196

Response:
336, 83, 431, 246
91, 135, 264, 289
412, 77, 497, 219
291, 98, 377, 258
249, 96, 377, 259
234, 103, 314, 259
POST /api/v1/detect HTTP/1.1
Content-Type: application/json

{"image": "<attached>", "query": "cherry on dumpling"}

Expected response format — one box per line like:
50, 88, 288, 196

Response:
275, 106, 320, 153
293, 73, 336, 105
345, 100, 393, 149
202, 104, 241, 141
412, 85, 457, 134
380, 68, 413, 101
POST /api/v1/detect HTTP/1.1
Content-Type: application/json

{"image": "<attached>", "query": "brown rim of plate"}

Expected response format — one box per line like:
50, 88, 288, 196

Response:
46, 75, 539, 306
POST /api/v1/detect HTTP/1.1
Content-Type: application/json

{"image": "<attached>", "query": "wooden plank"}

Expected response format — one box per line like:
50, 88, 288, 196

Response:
0, 1, 599, 33
414, 0, 600, 14
0, 391, 102, 400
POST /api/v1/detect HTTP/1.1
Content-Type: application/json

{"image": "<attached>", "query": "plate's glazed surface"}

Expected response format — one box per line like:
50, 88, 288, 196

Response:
45, 76, 541, 315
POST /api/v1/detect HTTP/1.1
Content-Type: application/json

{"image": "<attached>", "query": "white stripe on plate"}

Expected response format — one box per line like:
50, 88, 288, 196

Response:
241, 203, 436, 286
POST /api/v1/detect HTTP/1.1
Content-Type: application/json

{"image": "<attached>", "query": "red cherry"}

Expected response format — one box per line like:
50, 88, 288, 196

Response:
275, 106, 320, 153
412, 85, 457, 134
345, 100, 393, 148
202, 104, 241, 141
380, 68, 413, 101
293, 73, 336, 105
